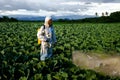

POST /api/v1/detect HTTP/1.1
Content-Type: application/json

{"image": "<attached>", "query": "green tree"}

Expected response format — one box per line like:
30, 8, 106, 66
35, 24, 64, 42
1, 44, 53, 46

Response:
109, 11, 120, 22
95, 12, 98, 17
105, 12, 108, 16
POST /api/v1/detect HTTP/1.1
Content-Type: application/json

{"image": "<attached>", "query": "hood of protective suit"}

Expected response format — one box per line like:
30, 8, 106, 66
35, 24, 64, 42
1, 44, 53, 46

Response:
44, 16, 52, 26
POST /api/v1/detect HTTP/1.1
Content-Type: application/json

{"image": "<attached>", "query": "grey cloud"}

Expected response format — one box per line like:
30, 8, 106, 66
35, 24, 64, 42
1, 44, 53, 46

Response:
102, 0, 120, 3
0, 0, 31, 10
0, 0, 94, 11
0, 0, 119, 11
0, 0, 93, 16
85, 2, 92, 4
72, 0, 120, 3
0, 0, 119, 16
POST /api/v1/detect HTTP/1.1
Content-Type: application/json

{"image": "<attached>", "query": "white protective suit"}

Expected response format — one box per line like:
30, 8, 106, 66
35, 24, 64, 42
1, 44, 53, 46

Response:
37, 16, 57, 61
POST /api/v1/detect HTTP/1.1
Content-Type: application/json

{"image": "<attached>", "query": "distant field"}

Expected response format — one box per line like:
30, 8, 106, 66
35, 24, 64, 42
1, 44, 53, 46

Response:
54, 22, 120, 53
1, 22, 120, 79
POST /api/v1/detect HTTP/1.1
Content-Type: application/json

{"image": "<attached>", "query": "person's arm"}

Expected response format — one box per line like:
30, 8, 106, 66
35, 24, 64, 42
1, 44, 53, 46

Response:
37, 26, 48, 42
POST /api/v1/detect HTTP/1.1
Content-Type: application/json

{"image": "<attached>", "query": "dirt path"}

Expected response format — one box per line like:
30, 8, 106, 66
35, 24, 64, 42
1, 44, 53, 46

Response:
72, 51, 120, 77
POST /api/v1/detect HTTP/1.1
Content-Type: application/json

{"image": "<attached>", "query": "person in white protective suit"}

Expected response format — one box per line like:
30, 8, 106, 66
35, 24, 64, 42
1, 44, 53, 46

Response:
37, 16, 57, 61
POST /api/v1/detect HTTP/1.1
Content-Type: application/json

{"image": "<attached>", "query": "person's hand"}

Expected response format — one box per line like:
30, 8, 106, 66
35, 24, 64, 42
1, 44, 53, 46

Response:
45, 38, 50, 42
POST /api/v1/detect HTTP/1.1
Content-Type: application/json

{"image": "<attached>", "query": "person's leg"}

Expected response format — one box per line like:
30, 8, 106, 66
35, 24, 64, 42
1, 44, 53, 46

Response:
40, 46, 48, 61
47, 47, 53, 58
40, 53, 47, 61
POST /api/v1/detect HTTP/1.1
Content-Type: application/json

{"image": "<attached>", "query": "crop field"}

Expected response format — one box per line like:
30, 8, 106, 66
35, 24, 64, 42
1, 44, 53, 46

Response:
1, 22, 120, 79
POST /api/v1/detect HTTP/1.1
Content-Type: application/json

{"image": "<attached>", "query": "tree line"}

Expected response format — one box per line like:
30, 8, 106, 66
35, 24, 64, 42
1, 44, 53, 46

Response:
82, 11, 120, 23
58, 11, 120, 23
0, 16, 18, 22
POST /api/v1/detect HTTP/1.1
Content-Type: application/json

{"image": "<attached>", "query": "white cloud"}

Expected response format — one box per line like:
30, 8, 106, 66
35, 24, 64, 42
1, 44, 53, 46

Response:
61, 1, 85, 5
84, 3, 120, 16
0, 0, 120, 17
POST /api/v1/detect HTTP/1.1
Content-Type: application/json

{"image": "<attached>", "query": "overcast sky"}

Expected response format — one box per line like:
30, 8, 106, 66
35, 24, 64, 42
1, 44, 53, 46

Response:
0, 0, 120, 17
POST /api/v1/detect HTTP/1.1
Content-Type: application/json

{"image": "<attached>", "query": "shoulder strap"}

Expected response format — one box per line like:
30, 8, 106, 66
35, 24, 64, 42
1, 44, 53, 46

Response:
43, 25, 45, 29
